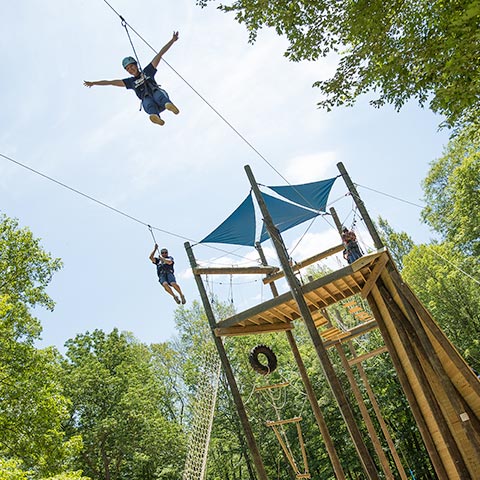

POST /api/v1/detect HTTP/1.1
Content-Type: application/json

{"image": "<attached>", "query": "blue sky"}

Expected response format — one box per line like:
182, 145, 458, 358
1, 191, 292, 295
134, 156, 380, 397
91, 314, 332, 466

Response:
1, 0, 451, 351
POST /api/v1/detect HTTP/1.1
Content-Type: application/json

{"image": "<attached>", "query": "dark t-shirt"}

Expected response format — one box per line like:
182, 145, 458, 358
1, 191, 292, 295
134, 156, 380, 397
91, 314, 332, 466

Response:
153, 256, 174, 277
123, 63, 158, 100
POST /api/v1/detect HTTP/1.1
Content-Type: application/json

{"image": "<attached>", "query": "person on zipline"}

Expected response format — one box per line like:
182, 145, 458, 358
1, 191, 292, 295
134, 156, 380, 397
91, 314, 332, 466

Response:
149, 244, 186, 304
84, 31, 180, 126
341, 227, 363, 264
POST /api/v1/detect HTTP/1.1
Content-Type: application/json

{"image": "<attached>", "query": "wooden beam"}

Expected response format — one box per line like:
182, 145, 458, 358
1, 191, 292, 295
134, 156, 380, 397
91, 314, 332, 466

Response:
348, 346, 388, 366
194, 265, 279, 275
255, 382, 290, 392
214, 322, 293, 337
217, 252, 386, 330
361, 252, 389, 298
263, 244, 345, 284
266, 417, 302, 427
323, 320, 378, 349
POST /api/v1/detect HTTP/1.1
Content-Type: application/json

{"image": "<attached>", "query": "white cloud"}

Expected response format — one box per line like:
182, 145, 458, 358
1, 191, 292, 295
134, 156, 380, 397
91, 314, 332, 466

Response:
284, 151, 337, 183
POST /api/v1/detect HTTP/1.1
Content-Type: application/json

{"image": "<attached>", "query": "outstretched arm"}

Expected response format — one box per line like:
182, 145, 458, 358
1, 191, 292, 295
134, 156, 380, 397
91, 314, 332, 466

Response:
151, 31, 179, 68
84, 79, 125, 88
149, 244, 158, 263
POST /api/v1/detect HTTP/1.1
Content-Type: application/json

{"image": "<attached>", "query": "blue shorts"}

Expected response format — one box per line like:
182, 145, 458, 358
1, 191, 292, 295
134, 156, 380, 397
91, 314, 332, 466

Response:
142, 88, 170, 114
158, 272, 176, 285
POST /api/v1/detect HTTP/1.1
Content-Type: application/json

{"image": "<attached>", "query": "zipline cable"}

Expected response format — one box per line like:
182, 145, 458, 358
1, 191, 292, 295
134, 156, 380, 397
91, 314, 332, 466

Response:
0, 152, 252, 261
100, 0, 322, 211
357, 184, 425, 209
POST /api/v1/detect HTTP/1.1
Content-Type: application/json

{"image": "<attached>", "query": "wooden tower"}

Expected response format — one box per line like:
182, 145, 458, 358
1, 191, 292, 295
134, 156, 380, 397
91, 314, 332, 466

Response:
185, 163, 480, 479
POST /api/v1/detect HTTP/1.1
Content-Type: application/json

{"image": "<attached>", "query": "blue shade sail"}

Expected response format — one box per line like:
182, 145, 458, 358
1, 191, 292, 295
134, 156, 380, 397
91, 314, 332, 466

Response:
259, 193, 320, 243
267, 177, 337, 212
200, 194, 256, 246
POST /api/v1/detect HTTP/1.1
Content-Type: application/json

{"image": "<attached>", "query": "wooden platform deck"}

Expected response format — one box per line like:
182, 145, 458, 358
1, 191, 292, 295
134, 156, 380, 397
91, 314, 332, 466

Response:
214, 250, 387, 340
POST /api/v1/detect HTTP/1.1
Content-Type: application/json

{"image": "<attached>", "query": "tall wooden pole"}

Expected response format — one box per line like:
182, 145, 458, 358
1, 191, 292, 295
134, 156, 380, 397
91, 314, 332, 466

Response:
184, 241, 268, 480
255, 242, 347, 480
245, 165, 380, 479
336, 162, 383, 249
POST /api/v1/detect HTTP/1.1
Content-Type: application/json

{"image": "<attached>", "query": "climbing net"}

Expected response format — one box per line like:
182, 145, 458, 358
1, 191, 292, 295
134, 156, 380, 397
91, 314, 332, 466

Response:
182, 344, 221, 480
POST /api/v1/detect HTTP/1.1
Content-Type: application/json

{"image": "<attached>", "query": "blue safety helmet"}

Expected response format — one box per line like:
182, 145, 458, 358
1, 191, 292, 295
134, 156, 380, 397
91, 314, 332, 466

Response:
122, 56, 137, 69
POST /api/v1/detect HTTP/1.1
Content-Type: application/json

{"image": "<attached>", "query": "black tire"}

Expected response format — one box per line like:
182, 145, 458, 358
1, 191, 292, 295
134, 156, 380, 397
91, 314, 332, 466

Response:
249, 345, 277, 375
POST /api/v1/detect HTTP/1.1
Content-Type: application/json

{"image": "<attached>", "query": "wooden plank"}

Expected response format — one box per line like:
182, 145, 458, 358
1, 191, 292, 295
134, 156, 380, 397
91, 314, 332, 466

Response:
351, 247, 387, 272
194, 265, 279, 275
348, 346, 388, 366
217, 252, 385, 329
266, 417, 302, 427
361, 252, 389, 298
214, 322, 293, 337
348, 306, 363, 313
254, 382, 290, 392
323, 320, 378, 348
263, 244, 345, 284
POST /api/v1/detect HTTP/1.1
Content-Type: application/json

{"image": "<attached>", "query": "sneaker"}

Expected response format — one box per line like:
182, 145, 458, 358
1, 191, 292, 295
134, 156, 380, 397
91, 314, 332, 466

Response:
149, 114, 165, 126
165, 102, 180, 115
180, 294, 186, 305
173, 295, 181, 304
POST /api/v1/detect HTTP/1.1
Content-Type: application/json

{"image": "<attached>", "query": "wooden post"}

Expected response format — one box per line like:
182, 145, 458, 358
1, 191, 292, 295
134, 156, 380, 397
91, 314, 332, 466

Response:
329, 207, 343, 235
255, 242, 347, 480
321, 309, 395, 479
346, 341, 409, 480
336, 163, 383, 249
245, 164, 380, 480
378, 282, 468, 478
367, 285, 449, 479
184, 242, 268, 480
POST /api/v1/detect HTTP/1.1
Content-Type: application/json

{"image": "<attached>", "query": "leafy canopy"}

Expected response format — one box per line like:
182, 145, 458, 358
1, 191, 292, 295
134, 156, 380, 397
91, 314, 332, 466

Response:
197, 0, 480, 130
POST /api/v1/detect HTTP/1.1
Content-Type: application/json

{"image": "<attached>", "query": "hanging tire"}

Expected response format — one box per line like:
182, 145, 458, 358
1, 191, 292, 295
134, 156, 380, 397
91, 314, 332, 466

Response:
249, 345, 277, 375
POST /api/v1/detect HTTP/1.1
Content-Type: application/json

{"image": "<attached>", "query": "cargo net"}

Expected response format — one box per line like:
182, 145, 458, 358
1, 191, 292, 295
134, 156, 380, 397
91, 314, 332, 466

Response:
182, 344, 221, 480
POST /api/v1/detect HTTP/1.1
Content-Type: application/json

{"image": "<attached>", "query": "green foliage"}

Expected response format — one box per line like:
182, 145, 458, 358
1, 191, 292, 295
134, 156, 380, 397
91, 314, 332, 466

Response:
402, 243, 480, 371
197, 0, 480, 130
62, 329, 185, 480
0, 213, 62, 311
376, 217, 415, 271
0, 458, 31, 480
422, 130, 480, 256
0, 214, 77, 478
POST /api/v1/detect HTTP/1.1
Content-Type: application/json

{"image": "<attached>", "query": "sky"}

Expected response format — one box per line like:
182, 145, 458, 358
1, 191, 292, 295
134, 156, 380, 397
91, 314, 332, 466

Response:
1, 0, 451, 352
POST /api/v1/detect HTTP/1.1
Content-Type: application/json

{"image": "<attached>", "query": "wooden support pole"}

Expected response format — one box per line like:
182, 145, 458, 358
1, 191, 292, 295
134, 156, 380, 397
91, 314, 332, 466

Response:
336, 163, 384, 249
335, 341, 396, 479
389, 269, 480, 400
184, 242, 268, 480
347, 342, 409, 480
255, 242, 347, 479
321, 309, 395, 479
388, 272, 480, 468
246, 164, 380, 480
368, 285, 449, 479
329, 207, 343, 235
378, 282, 468, 478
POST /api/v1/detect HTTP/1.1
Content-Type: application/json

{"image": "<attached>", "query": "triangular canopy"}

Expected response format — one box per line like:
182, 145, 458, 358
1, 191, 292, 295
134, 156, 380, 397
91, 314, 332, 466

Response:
200, 177, 337, 246
259, 193, 319, 243
200, 194, 256, 246
267, 177, 337, 212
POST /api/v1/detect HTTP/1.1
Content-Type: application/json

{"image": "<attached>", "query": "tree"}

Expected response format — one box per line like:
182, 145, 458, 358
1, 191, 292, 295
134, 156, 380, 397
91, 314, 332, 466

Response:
376, 217, 415, 271
197, 0, 480, 130
402, 242, 480, 371
0, 214, 80, 477
421, 128, 480, 257
62, 329, 185, 480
